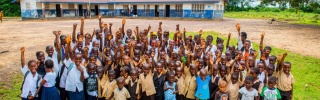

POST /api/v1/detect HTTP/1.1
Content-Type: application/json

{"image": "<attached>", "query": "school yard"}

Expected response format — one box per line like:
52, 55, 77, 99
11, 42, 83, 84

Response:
0, 17, 320, 99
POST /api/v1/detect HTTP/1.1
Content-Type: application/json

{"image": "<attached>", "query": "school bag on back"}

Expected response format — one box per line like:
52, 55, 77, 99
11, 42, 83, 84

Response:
21, 71, 41, 91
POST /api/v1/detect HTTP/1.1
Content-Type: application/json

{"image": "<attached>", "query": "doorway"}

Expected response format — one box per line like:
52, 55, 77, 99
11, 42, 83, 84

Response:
56, 4, 61, 17
95, 5, 99, 15
79, 5, 83, 16
165, 5, 170, 17
133, 5, 137, 15
155, 5, 159, 17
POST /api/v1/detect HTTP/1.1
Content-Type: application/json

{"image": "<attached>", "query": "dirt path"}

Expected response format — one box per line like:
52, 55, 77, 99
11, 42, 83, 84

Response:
0, 17, 319, 85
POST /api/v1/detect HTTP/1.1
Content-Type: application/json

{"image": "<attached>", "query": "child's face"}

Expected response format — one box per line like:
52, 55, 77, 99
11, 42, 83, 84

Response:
92, 49, 98, 57
123, 56, 130, 65
77, 43, 83, 50
257, 64, 265, 73
269, 57, 276, 65
283, 64, 291, 74
244, 42, 250, 50
250, 70, 258, 79
117, 81, 125, 89
248, 57, 254, 66
108, 73, 116, 81
97, 70, 103, 79
168, 75, 175, 83
37, 52, 45, 63
46, 47, 54, 57
75, 55, 82, 66
89, 57, 96, 64
88, 66, 96, 74
156, 65, 163, 73
131, 72, 138, 81
234, 65, 240, 72
268, 81, 276, 89
231, 75, 238, 84
212, 66, 219, 76
221, 57, 227, 65
220, 68, 227, 77
143, 66, 150, 75
266, 66, 275, 76
190, 66, 196, 76
120, 69, 127, 77
226, 52, 232, 61
245, 80, 253, 89
169, 63, 175, 71
28, 62, 38, 73
176, 69, 182, 78
200, 72, 207, 80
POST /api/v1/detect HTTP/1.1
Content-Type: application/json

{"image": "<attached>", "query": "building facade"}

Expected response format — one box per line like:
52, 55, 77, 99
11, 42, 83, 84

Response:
19, 0, 226, 20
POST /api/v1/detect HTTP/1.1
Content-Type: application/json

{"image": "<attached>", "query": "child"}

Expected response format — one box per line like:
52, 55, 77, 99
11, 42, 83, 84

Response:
184, 64, 197, 100
96, 67, 107, 100
65, 53, 89, 100
120, 66, 131, 85
250, 67, 263, 97
36, 51, 46, 76
127, 70, 140, 100
139, 63, 156, 100
175, 67, 185, 100
113, 77, 131, 100
275, 53, 294, 100
20, 47, 41, 100
261, 76, 282, 100
102, 70, 118, 100
153, 62, 165, 100
34, 59, 60, 100
214, 80, 229, 100
195, 69, 211, 100
164, 71, 178, 100
238, 76, 258, 100
209, 64, 220, 100
85, 63, 98, 100
227, 72, 242, 100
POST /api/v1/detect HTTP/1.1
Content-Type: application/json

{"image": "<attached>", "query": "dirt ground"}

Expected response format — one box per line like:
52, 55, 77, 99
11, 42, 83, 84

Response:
0, 17, 319, 85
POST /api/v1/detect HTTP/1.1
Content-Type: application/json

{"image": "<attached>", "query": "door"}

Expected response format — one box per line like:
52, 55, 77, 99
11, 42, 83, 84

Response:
165, 5, 170, 17
56, 4, 61, 17
95, 5, 99, 15
123, 5, 129, 16
133, 5, 137, 15
79, 5, 83, 16
155, 5, 159, 17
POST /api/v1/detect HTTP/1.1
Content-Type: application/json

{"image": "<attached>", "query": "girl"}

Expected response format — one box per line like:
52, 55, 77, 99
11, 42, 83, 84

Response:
153, 62, 165, 100
34, 59, 60, 100
175, 67, 185, 100
238, 76, 258, 100
164, 71, 178, 100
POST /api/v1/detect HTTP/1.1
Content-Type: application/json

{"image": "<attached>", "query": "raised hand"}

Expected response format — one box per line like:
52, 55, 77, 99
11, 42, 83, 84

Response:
151, 52, 155, 58
183, 28, 186, 33
81, 17, 84, 23
98, 14, 102, 19
78, 35, 83, 42
20, 47, 25, 52
261, 32, 265, 39
228, 32, 231, 38
283, 52, 288, 57
148, 25, 151, 30
235, 23, 240, 32
73, 23, 78, 29
109, 23, 113, 27
122, 19, 126, 25
199, 30, 203, 35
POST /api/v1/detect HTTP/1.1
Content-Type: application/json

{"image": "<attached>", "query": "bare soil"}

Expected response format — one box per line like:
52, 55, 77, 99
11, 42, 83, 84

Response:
0, 17, 319, 85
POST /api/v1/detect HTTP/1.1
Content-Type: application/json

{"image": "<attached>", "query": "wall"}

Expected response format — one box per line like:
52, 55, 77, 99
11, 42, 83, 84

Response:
20, 0, 40, 19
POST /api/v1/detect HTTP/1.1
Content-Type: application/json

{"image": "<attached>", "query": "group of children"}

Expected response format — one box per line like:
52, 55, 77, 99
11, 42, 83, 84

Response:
20, 15, 294, 100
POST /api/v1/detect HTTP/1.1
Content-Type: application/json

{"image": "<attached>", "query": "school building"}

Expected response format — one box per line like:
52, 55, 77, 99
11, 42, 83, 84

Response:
18, 0, 226, 20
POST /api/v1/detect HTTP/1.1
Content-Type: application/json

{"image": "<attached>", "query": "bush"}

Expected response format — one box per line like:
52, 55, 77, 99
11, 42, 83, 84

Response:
272, 8, 281, 12
286, 8, 296, 12
316, 8, 320, 14
303, 5, 314, 13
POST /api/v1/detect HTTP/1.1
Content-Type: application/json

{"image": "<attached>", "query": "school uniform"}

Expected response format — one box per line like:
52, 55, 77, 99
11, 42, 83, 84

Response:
20, 65, 40, 100
40, 72, 60, 100
45, 50, 61, 73
102, 79, 117, 99
65, 63, 89, 100
252, 79, 263, 94
205, 44, 217, 60
127, 79, 139, 100
153, 72, 165, 100
58, 59, 72, 100
209, 74, 220, 100
227, 81, 242, 100
97, 73, 108, 100
195, 75, 211, 99
176, 76, 185, 100
113, 87, 131, 100
274, 71, 295, 100
139, 72, 156, 100
184, 74, 197, 99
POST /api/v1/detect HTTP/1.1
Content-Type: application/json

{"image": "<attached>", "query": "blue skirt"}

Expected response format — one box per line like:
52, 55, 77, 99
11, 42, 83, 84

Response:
40, 86, 60, 100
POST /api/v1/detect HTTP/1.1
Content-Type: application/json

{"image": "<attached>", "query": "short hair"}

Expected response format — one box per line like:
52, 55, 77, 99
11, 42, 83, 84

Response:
87, 63, 96, 69
45, 59, 54, 68
251, 67, 260, 75
121, 66, 130, 74
245, 40, 251, 44
36, 51, 44, 57
245, 76, 254, 83
265, 46, 272, 51
116, 77, 125, 83
108, 70, 116, 75
269, 55, 276, 59
241, 32, 247, 38
130, 69, 138, 75
166, 71, 175, 77
284, 62, 291, 66
27, 60, 37, 66
268, 76, 277, 83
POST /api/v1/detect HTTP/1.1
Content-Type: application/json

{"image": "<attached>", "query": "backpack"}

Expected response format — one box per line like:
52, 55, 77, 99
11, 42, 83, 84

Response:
55, 62, 74, 89
21, 71, 41, 91
85, 73, 98, 92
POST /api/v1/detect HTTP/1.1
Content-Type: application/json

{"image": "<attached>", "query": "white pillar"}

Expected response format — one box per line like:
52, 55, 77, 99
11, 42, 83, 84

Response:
41, 3, 45, 19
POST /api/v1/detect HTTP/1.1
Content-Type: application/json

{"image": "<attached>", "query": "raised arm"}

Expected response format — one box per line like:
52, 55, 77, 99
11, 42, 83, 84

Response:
122, 19, 126, 38
20, 47, 25, 67
279, 52, 287, 71
98, 14, 102, 32
226, 33, 231, 49
197, 30, 203, 45
80, 18, 84, 36
235, 23, 240, 36
72, 23, 78, 44
183, 28, 187, 44
109, 23, 113, 35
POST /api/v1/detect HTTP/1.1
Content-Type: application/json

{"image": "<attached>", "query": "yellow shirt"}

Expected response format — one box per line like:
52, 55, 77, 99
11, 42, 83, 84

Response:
138, 72, 156, 96
128, 78, 140, 94
113, 87, 131, 100
102, 80, 117, 99
227, 81, 241, 100
184, 74, 197, 99
275, 71, 295, 91
176, 76, 185, 95
98, 74, 108, 98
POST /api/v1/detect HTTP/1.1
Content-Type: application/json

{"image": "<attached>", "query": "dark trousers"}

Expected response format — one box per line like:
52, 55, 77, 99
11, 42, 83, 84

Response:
279, 90, 292, 100
59, 88, 68, 100
141, 92, 154, 100
176, 94, 185, 100
21, 97, 39, 100
88, 95, 97, 100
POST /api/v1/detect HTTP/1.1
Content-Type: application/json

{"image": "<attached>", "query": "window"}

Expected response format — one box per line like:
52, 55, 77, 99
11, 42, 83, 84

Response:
45, 4, 50, 10
145, 5, 150, 13
26, 2, 31, 10
192, 4, 204, 13
68, 4, 74, 9
175, 4, 182, 13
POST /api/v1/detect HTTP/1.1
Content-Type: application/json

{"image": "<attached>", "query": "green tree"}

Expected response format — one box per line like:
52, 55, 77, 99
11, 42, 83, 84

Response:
310, 2, 320, 12
0, 0, 21, 17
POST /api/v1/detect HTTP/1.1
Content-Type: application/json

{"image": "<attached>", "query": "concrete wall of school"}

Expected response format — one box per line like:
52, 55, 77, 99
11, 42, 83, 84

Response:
20, 1, 224, 19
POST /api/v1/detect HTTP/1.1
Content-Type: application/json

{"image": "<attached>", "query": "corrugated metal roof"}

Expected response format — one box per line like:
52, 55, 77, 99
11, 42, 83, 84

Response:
40, 0, 221, 4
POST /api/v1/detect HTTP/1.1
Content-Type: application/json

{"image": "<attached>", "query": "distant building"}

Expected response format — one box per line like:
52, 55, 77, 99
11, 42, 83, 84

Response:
18, 0, 226, 20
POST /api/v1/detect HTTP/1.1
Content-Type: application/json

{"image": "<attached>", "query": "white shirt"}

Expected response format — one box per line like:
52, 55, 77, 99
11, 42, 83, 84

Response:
237, 36, 253, 50
206, 44, 217, 60
43, 72, 57, 87
258, 71, 265, 88
45, 50, 60, 74
20, 65, 39, 98
59, 59, 71, 88
65, 62, 89, 92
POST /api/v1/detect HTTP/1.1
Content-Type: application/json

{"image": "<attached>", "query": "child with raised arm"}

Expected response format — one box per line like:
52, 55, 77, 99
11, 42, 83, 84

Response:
33, 60, 60, 100
274, 53, 294, 100
20, 47, 41, 100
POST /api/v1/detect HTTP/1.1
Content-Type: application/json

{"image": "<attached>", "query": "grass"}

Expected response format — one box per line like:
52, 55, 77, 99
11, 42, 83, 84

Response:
224, 11, 320, 26
1, 31, 319, 100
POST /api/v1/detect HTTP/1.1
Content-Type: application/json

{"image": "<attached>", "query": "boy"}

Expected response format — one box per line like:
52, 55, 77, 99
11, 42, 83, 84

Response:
184, 64, 197, 100
275, 53, 294, 100
20, 47, 41, 100
113, 77, 131, 100
261, 76, 282, 100
195, 69, 211, 100
65, 53, 89, 100
127, 70, 140, 100
85, 63, 98, 100
139, 63, 156, 100
214, 80, 229, 100
102, 70, 118, 100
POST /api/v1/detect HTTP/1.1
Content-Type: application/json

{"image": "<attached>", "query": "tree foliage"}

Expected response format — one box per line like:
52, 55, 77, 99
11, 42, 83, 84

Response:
0, 0, 21, 17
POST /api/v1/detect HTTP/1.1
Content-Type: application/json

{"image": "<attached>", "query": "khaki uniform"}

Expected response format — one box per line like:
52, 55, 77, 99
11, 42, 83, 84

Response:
0, 12, 3, 22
